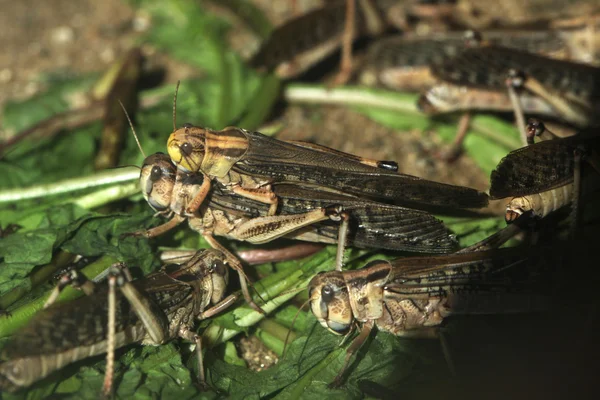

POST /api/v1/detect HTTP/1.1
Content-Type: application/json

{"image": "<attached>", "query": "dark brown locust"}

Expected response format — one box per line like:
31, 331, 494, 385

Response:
250, 0, 454, 82
0, 249, 236, 395
165, 123, 488, 217
418, 42, 600, 156
139, 152, 462, 312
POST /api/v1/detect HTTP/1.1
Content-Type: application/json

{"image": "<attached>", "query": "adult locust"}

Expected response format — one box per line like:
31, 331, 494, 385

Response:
138, 152, 462, 313
0, 249, 236, 396
307, 226, 550, 387
165, 122, 488, 217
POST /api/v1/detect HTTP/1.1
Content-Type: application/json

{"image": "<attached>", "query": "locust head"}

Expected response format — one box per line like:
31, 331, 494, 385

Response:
308, 271, 353, 335
167, 124, 207, 173
139, 153, 177, 212
168, 124, 249, 178
207, 253, 229, 304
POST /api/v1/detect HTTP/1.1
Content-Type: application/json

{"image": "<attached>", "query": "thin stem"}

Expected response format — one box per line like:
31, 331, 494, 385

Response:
0, 168, 139, 204
72, 181, 140, 209
0, 256, 117, 338
284, 84, 420, 114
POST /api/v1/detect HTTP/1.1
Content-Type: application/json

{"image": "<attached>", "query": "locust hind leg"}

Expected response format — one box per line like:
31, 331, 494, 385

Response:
103, 264, 170, 397
518, 73, 591, 128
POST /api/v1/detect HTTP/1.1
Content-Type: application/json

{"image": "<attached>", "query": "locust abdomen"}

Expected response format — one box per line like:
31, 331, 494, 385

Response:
505, 183, 574, 222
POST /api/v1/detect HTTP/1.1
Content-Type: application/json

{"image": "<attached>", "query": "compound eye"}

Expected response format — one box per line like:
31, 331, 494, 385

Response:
150, 166, 162, 182
321, 285, 335, 303
183, 123, 193, 128
180, 142, 193, 156
212, 260, 227, 277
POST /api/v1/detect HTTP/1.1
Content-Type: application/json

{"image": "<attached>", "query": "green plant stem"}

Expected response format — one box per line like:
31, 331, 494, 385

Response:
255, 328, 285, 356
258, 319, 294, 343
72, 181, 140, 209
237, 74, 281, 130
0, 256, 117, 338
0, 168, 138, 204
284, 84, 420, 114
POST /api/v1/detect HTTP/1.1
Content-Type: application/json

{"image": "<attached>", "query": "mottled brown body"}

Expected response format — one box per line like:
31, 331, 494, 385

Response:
427, 45, 600, 126
141, 153, 459, 253
361, 30, 578, 92
250, 0, 395, 78
454, 0, 600, 30
0, 250, 230, 391
308, 244, 549, 385
309, 247, 542, 336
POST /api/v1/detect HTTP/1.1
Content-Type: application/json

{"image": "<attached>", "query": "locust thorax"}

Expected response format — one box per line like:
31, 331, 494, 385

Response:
308, 271, 353, 335
167, 124, 207, 173
140, 153, 177, 212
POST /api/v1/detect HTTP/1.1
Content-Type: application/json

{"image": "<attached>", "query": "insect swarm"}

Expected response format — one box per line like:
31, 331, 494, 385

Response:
5, 0, 599, 398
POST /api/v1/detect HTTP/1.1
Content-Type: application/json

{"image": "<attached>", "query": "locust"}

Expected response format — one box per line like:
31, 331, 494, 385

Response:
489, 120, 600, 231
307, 227, 550, 387
138, 152, 463, 312
165, 121, 488, 218
0, 249, 237, 395
360, 29, 593, 92
416, 41, 600, 158
250, 0, 456, 83
453, 0, 600, 31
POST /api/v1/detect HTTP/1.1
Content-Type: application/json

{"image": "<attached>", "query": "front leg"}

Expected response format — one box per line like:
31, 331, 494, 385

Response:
179, 326, 209, 390
505, 69, 528, 146
44, 267, 98, 308
331, 0, 356, 86
126, 215, 186, 239
202, 234, 266, 315
231, 183, 279, 216
328, 319, 375, 388
186, 173, 212, 214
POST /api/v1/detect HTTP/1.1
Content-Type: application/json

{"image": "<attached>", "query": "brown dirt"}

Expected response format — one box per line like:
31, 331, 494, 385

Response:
0, 0, 140, 112
238, 335, 279, 371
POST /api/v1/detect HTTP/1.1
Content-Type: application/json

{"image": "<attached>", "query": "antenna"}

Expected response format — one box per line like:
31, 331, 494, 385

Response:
119, 100, 146, 159
173, 81, 181, 131
282, 296, 311, 357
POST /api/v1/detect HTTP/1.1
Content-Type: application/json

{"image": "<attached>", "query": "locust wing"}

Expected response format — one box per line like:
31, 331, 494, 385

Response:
490, 137, 583, 199
235, 131, 489, 209
209, 183, 460, 253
